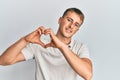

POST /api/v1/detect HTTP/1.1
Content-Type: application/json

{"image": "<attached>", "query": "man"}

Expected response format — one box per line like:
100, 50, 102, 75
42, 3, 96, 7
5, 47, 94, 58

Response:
0, 8, 93, 80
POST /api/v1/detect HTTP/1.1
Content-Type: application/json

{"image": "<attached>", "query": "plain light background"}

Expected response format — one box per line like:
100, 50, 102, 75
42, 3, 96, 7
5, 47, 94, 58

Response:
0, 0, 120, 80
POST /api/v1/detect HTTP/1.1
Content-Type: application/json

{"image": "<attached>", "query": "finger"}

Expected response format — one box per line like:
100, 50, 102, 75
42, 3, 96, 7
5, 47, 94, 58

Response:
35, 26, 45, 35
44, 28, 54, 36
37, 41, 46, 48
45, 43, 51, 48
39, 26, 46, 34
45, 42, 55, 48
37, 29, 42, 35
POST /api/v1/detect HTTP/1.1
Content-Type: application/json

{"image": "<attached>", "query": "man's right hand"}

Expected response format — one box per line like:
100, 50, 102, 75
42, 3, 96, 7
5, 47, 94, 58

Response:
24, 26, 46, 47
0, 26, 46, 65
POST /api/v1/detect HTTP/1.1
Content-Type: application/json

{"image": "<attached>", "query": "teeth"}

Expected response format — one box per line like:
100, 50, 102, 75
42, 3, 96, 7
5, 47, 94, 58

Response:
66, 28, 72, 33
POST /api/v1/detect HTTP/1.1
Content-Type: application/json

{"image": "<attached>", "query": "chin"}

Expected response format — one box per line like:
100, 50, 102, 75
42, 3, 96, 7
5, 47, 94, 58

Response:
64, 34, 72, 38
63, 32, 73, 38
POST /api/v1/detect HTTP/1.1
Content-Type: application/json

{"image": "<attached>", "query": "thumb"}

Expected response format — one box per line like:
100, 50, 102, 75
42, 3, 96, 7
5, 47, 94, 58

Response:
36, 41, 45, 48
45, 43, 51, 48
45, 42, 55, 48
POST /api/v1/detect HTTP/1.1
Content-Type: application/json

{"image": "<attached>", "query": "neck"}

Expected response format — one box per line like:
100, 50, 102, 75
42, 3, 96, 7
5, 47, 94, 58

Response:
56, 33, 71, 45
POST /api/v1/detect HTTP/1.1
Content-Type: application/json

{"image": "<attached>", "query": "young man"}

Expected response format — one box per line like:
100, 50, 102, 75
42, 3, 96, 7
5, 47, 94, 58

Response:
0, 8, 93, 80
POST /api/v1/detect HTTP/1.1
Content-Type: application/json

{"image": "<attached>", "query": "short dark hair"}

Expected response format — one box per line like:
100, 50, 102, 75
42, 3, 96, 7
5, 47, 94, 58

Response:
62, 8, 84, 24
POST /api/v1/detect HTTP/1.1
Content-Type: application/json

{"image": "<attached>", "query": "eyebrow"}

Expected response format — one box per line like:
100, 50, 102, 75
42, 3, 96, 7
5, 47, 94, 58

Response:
66, 17, 73, 21
66, 17, 81, 27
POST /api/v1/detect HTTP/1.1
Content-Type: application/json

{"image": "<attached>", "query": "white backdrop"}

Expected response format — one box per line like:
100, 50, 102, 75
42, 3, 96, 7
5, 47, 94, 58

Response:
0, 0, 120, 80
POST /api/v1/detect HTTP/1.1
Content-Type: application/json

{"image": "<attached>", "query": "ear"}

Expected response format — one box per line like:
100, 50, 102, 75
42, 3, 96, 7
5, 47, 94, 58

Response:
58, 17, 62, 24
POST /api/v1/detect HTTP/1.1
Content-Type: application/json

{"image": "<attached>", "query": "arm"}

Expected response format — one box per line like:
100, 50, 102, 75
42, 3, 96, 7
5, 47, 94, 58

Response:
0, 38, 28, 65
59, 45, 93, 80
0, 26, 46, 66
45, 28, 93, 80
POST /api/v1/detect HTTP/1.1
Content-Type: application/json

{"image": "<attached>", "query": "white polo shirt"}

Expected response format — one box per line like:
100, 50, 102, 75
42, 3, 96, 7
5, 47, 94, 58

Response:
22, 38, 90, 80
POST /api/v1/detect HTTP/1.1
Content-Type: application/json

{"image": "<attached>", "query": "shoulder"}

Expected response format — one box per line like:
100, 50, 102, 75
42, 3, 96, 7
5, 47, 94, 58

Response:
70, 39, 85, 48
70, 39, 89, 54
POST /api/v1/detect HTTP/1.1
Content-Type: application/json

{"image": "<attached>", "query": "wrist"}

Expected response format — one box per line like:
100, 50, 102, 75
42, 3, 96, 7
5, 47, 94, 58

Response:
59, 43, 69, 50
20, 37, 30, 46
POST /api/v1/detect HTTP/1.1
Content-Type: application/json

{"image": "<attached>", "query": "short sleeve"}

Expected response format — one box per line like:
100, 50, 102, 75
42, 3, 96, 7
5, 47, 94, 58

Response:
21, 43, 36, 60
78, 43, 90, 59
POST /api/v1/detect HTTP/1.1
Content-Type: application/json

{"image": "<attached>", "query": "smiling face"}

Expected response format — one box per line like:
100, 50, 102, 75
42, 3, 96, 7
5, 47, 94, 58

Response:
57, 11, 83, 38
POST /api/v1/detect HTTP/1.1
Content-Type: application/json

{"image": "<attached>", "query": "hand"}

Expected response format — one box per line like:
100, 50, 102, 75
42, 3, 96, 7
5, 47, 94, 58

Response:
24, 26, 46, 47
44, 28, 65, 49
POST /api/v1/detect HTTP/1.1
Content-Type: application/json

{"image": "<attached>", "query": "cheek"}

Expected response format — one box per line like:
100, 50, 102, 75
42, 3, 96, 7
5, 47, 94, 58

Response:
73, 29, 79, 34
59, 22, 67, 30
61, 20, 69, 26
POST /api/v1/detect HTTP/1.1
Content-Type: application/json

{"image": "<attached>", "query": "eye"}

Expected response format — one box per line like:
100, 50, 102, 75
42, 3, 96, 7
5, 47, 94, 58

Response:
75, 23, 80, 28
67, 18, 72, 22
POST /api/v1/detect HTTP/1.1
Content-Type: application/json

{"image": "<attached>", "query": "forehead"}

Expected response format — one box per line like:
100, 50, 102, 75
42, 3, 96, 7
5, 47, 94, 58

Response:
64, 11, 82, 24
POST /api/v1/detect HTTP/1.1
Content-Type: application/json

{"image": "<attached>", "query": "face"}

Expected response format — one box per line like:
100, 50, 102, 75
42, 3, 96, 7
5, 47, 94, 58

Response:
58, 11, 83, 38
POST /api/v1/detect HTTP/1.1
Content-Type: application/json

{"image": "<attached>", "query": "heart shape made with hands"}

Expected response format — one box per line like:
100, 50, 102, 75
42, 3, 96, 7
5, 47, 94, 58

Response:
25, 28, 55, 48
39, 33, 56, 48
38, 28, 56, 48
40, 34, 51, 46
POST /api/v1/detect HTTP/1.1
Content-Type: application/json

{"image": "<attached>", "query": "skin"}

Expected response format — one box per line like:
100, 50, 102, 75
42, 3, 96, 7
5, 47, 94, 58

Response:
0, 11, 93, 80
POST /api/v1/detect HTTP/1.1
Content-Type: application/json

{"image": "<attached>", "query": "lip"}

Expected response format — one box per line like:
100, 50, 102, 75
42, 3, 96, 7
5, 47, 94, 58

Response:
65, 28, 72, 33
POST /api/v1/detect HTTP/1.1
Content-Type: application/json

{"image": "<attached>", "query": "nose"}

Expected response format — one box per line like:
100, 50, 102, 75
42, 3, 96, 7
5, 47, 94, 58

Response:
69, 22, 74, 28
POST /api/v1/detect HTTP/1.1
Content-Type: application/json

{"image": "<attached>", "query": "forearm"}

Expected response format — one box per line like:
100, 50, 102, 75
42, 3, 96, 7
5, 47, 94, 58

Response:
0, 38, 28, 65
59, 45, 92, 80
